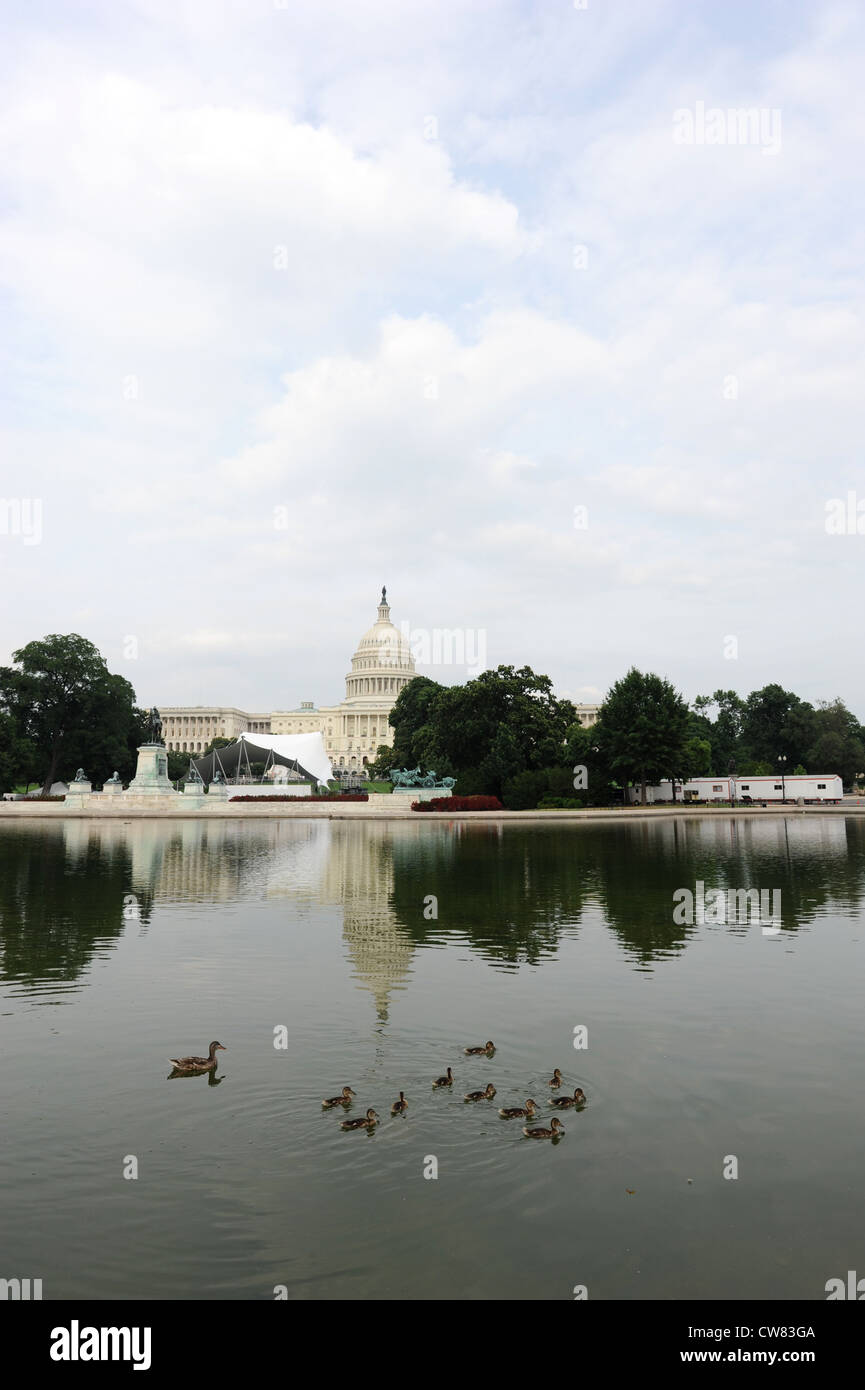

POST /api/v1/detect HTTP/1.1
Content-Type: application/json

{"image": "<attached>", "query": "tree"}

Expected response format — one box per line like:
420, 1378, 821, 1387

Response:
740, 684, 814, 767
367, 744, 396, 780
597, 668, 689, 804
0, 710, 37, 793
806, 699, 865, 785
388, 676, 445, 767
0, 635, 141, 794
167, 749, 191, 783
692, 690, 744, 771
202, 737, 234, 757
431, 666, 575, 798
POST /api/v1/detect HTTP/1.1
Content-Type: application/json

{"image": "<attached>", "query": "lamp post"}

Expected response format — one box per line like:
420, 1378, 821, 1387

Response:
778, 754, 787, 803
727, 758, 737, 807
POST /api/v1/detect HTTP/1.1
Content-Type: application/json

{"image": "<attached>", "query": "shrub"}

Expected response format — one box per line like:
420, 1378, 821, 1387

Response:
452, 767, 497, 797
412, 794, 504, 812
536, 796, 585, 810
501, 769, 549, 810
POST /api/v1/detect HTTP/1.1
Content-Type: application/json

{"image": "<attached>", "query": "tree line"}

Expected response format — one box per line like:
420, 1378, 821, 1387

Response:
371, 666, 865, 808
1, 634, 863, 805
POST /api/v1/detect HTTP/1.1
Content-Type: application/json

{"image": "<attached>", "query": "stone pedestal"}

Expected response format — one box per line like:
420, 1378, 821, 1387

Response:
66, 778, 92, 798
125, 744, 180, 800
207, 783, 229, 801
391, 786, 452, 801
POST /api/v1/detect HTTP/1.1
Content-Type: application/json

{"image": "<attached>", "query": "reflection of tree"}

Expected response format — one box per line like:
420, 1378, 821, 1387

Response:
585, 815, 865, 959
387, 817, 865, 967
2, 814, 862, 1000
389, 824, 596, 965
0, 824, 155, 987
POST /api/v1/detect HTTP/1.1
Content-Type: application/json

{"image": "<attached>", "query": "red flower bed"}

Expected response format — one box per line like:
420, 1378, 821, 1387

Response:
412, 795, 504, 812
229, 794, 369, 803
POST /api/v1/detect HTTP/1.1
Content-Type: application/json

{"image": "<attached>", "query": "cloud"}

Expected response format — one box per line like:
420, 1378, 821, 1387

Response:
2, 1, 865, 715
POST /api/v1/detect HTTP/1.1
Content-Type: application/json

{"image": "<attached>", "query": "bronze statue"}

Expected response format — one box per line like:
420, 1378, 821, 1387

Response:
147, 707, 164, 744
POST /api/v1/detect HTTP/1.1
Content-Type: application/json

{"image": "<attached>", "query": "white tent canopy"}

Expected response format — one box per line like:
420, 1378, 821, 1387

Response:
192, 730, 334, 787
237, 731, 334, 786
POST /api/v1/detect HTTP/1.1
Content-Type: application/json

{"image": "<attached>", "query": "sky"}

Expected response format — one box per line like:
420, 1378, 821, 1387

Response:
1, 0, 863, 716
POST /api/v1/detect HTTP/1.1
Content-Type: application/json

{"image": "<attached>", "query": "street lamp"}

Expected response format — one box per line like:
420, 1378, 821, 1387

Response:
778, 754, 787, 803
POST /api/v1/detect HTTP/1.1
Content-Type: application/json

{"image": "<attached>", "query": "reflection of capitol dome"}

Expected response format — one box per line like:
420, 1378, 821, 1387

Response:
325, 824, 417, 1023
344, 587, 415, 703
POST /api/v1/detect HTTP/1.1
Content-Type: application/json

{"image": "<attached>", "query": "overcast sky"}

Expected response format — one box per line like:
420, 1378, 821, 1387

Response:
2, 0, 863, 716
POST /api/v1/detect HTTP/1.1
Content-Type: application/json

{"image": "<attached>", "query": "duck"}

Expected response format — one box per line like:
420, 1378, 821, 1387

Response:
523, 1116, 566, 1139
550, 1087, 586, 1109
391, 1091, 408, 1114
464, 1083, 496, 1102
341, 1108, 379, 1131
547, 1068, 563, 1089
322, 1086, 356, 1109
498, 1099, 539, 1119
464, 1040, 496, 1055
168, 1041, 226, 1072
432, 1067, 454, 1088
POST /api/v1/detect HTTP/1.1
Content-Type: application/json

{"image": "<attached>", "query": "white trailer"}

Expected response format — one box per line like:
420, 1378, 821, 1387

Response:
628, 774, 843, 805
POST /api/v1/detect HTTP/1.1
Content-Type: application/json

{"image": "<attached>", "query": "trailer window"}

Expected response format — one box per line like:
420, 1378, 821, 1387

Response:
712, 784, 723, 792
741, 784, 749, 790
817, 783, 826, 789
774, 784, 782, 790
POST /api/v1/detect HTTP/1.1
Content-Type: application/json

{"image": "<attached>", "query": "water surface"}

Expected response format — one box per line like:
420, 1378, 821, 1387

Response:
1, 815, 863, 1300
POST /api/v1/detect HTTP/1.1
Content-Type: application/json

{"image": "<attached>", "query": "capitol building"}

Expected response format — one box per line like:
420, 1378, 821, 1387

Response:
159, 588, 599, 772
160, 589, 418, 773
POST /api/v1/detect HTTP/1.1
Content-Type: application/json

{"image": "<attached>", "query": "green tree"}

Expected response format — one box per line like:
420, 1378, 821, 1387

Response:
202, 736, 234, 757
367, 744, 396, 780
431, 666, 575, 798
597, 668, 689, 804
167, 749, 191, 783
740, 684, 813, 766
692, 690, 744, 771
0, 710, 37, 793
388, 676, 445, 767
806, 699, 865, 785
0, 634, 141, 794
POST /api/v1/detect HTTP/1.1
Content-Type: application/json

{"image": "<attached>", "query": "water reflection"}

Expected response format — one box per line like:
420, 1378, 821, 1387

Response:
1, 817, 863, 1010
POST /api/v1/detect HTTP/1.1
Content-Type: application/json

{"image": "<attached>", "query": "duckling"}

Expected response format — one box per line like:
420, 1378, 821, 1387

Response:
523, 1116, 566, 1139
341, 1108, 379, 1131
550, 1087, 586, 1109
391, 1091, 408, 1114
498, 1098, 539, 1119
547, 1068, 563, 1089
322, 1086, 356, 1109
432, 1066, 454, 1088
168, 1040, 226, 1073
464, 1040, 496, 1055
464, 1083, 496, 1102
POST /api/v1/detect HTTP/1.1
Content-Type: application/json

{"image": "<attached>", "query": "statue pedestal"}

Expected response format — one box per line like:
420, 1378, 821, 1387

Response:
67, 779, 92, 798
125, 744, 179, 799
207, 783, 229, 801
391, 786, 450, 801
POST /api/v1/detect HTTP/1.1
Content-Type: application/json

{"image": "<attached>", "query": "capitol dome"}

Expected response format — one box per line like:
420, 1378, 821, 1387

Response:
344, 588, 416, 703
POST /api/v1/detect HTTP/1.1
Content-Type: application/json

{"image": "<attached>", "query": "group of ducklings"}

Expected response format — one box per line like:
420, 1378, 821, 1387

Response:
322, 1041, 586, 1140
